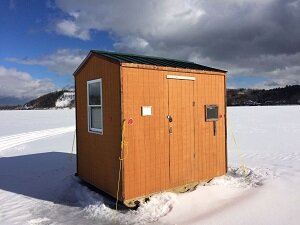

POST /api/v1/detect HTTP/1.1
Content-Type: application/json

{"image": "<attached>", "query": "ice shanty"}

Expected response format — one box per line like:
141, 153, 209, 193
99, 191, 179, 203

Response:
74, 50, 227, 207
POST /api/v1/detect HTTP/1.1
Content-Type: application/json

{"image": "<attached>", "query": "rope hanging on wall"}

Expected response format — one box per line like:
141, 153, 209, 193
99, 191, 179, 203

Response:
115, 119, 127, 210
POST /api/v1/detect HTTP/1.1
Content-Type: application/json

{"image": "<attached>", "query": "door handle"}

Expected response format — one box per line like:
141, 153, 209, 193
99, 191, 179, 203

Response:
213, 121, 217, 136
167, 115, 173, 122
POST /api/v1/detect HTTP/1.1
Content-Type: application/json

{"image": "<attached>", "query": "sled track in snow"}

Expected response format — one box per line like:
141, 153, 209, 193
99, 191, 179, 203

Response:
0, 126, 75, 151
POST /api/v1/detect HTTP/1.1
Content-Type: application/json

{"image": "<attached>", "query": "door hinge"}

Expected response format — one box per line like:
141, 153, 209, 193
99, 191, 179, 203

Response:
193, 101, 196, 107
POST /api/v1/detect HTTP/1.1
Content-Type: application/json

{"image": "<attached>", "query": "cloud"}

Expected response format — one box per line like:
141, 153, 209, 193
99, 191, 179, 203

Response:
53, 0, 206, 42
55, 20, 90, 40
52, 0, 300, 87
113, 36, 151, 54
7, 49, 87, 75
0, 66, 57, 99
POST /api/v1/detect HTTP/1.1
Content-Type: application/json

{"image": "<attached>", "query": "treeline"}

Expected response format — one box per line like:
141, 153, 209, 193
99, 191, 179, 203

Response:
227, 85, 300, 106
1, 85, 299, 110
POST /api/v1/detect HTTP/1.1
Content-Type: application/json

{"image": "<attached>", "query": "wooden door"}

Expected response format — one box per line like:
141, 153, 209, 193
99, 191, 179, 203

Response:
168, 77, 195, 186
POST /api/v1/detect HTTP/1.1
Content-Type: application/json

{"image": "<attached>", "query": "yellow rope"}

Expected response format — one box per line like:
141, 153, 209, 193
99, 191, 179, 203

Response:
115, 159, 122, 211
227, 118, 247, 176
115, 119, 127, 211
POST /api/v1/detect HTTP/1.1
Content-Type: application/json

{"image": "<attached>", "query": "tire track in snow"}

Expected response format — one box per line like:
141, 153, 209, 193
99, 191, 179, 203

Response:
0, 126, 75, 151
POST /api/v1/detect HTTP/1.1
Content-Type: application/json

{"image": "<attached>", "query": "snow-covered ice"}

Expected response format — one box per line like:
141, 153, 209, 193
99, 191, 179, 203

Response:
0, 106, 299, 225
0, 126, 75, 151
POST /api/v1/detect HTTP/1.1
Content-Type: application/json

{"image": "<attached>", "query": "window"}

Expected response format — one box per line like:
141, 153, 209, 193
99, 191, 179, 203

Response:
87, 79, 103, 133
205, 105, 219, 121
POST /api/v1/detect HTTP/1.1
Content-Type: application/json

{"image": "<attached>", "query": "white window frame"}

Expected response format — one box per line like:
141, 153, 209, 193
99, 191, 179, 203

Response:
87, 79, 103, 134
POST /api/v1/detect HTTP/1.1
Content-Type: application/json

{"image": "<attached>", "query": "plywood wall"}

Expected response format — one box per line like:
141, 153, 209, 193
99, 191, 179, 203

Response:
121, 66, 226, 200
75, 54, 121, 199
121, 66, 170, 200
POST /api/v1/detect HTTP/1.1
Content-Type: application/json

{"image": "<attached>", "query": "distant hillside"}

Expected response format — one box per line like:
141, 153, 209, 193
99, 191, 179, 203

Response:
1, 85, 299, 110
24, 90, 66, 109
227, 85, 300, 106
23, 90, 74, 109
0, 90, 75, 110
55, 92, 75, 108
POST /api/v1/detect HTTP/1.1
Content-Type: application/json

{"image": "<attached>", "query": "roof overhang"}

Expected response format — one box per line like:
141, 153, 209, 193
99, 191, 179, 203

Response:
73, 50, 227, 76
121, 62, 227, 76
73, 51, 92, 76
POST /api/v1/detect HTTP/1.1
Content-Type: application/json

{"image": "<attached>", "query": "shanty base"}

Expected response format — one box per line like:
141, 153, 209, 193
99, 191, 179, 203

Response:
123, 179, 211, 208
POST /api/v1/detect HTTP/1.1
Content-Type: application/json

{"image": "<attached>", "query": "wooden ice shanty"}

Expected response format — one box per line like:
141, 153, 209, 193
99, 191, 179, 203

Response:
74, 50, 227, 206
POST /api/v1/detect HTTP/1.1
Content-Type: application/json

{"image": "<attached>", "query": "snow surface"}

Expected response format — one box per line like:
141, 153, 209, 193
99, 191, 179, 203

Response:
0, 106, 299, 225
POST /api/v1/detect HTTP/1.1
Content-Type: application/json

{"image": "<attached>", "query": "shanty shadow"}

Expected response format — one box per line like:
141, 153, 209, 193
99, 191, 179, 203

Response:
0, 152, 124, 209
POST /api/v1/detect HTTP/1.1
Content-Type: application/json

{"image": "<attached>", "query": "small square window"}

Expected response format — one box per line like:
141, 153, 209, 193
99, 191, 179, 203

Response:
205, 105, 218, 121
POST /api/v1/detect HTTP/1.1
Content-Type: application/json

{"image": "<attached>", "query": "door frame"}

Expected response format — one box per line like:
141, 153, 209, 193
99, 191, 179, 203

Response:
167, 75, 196, 186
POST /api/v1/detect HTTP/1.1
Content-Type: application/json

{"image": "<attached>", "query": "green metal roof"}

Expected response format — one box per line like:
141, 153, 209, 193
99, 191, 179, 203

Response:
91, 50, 226, 73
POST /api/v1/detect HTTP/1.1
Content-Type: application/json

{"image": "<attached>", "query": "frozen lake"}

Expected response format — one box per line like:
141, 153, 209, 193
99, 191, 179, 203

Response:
0, 106, 299, 225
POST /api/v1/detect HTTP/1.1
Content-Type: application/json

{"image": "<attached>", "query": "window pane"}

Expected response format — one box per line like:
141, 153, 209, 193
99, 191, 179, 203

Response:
206, 105, 218, 121
91, 106, 102, 129
89, 82, 101, 105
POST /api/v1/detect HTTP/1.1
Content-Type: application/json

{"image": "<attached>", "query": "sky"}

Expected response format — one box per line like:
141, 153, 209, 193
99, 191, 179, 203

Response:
1, 0, 300, 104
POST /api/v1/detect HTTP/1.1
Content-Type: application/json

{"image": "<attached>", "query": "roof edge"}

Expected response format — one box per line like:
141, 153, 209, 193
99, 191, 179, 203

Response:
73, 51, 122, 76
74, 50, 227, 75
121, 62, 227, 75
91, 50, 193, 64
73, 51, 92, 76
91, 50, 227, 73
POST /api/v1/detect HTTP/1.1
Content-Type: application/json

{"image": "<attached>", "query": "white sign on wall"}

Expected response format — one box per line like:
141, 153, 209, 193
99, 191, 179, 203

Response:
141, 106, 152, 116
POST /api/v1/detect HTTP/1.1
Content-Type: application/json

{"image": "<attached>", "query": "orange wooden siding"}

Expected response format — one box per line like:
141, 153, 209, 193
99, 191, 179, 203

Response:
121, 66, 226, 200
121, 67, 170, 199
194, 74, 226, 181
75, 54, 121, 198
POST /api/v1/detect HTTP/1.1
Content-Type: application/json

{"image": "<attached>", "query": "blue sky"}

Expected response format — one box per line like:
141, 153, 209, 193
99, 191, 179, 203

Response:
1, 0, 299, 103
0, 0, 113, 89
